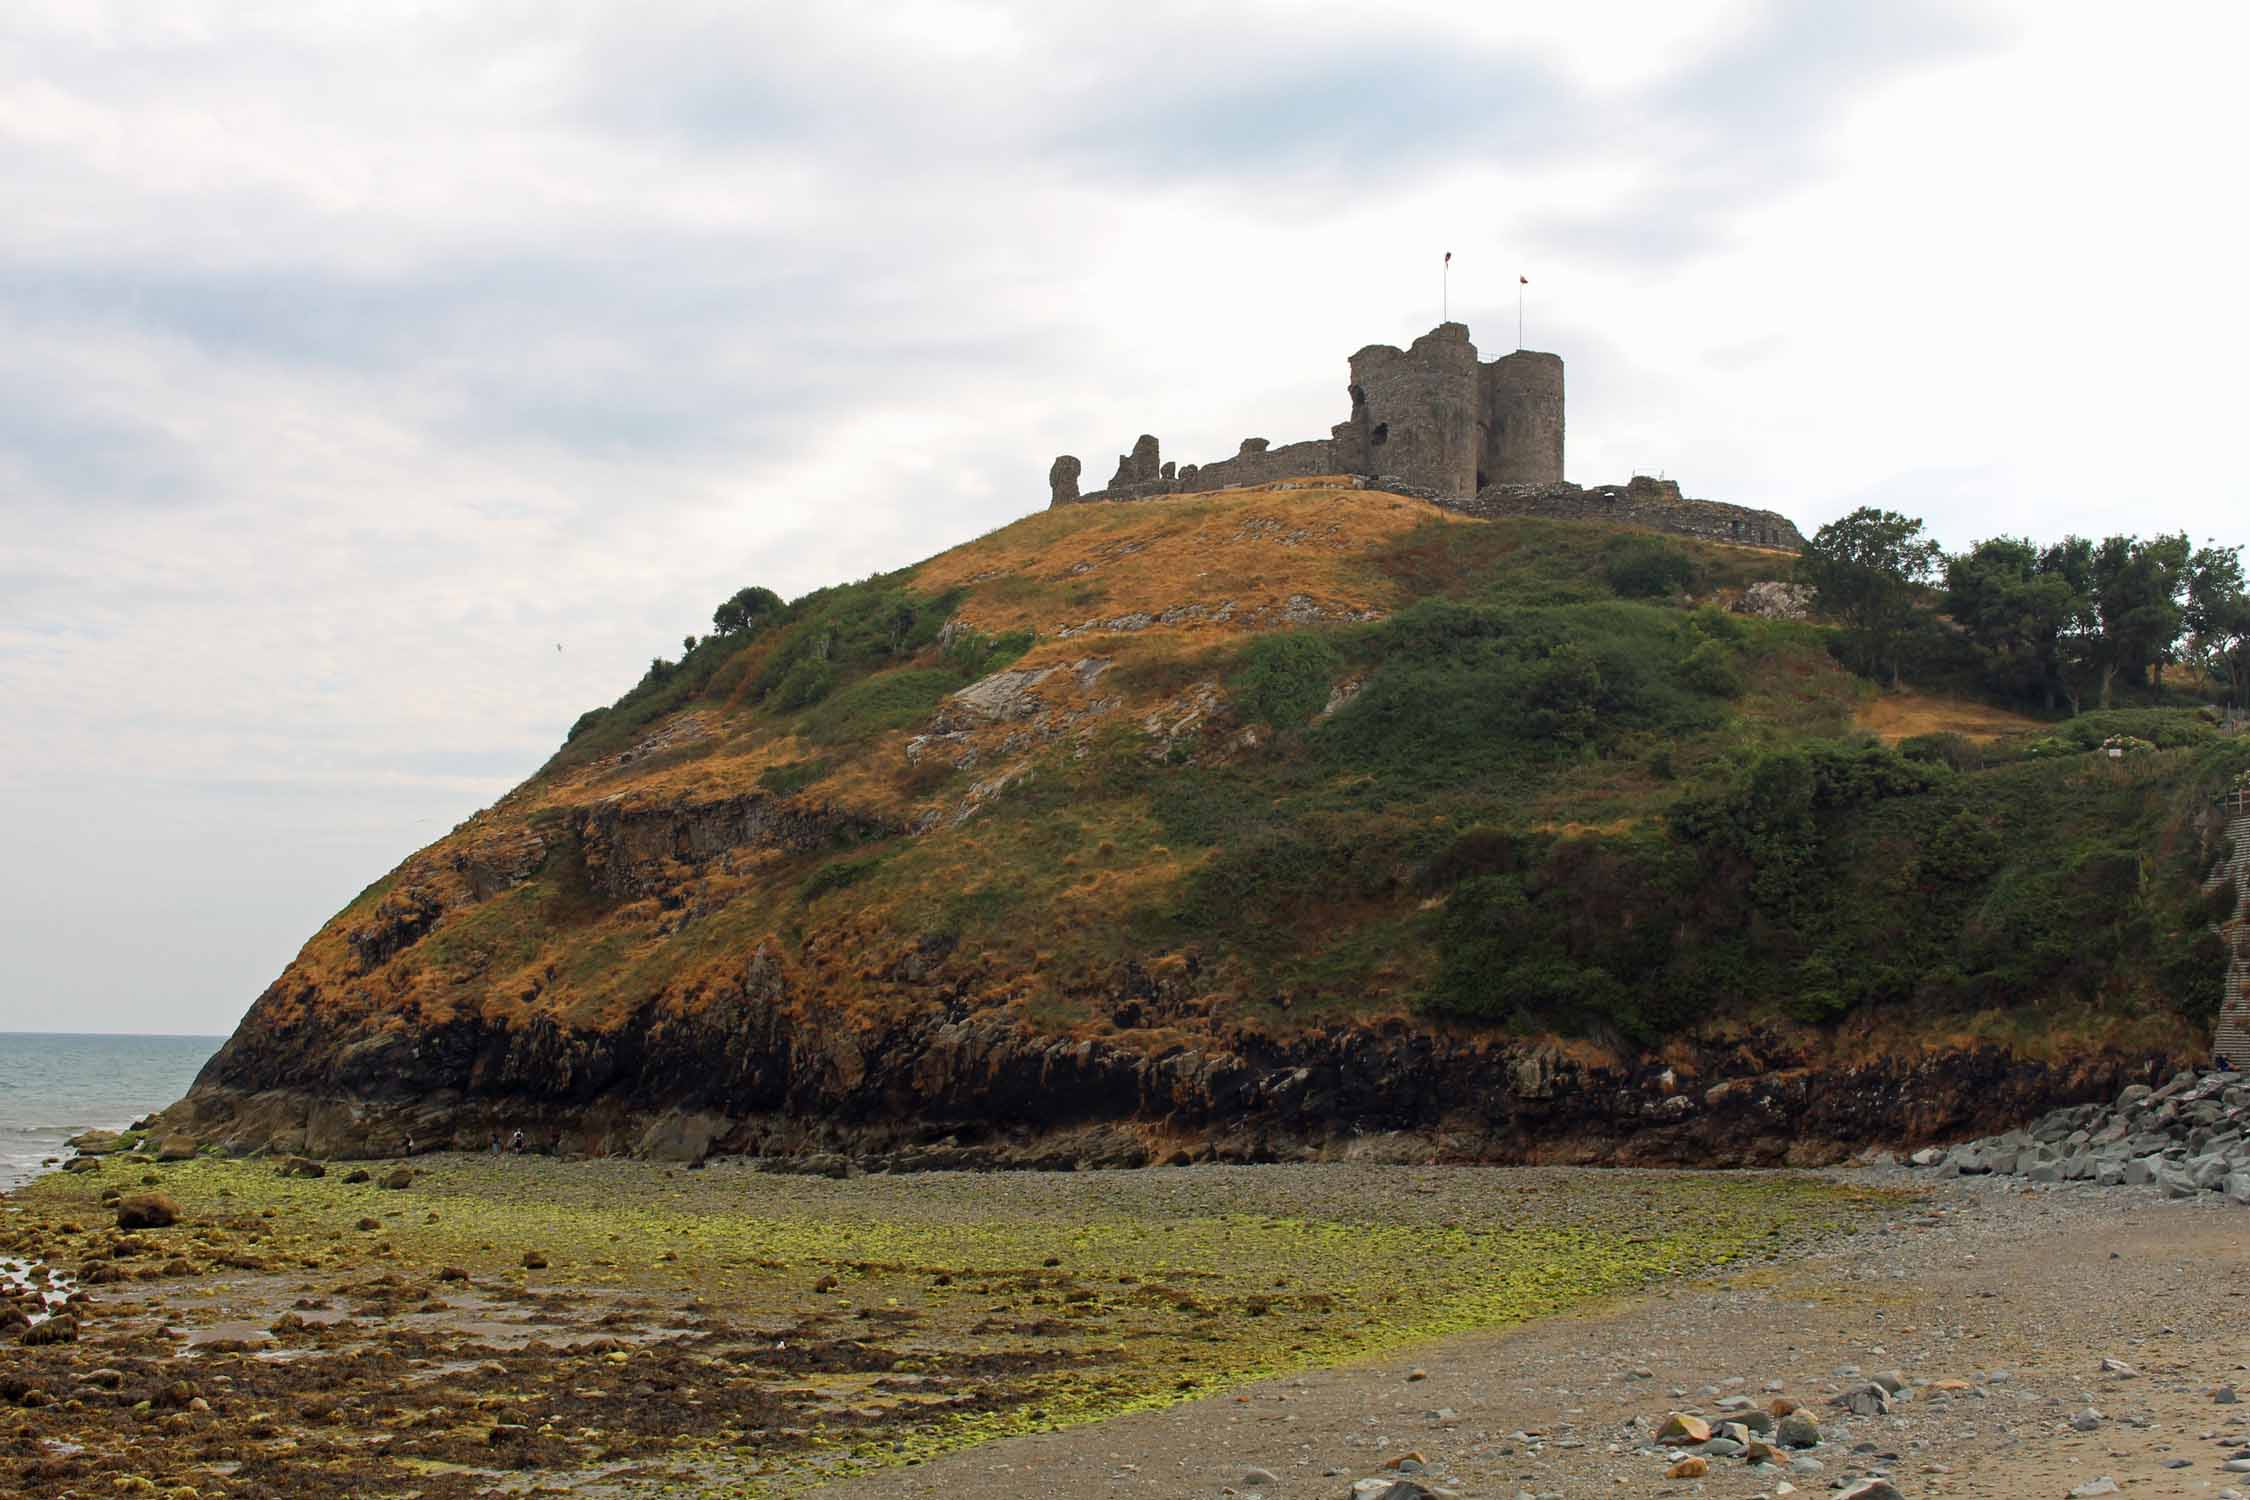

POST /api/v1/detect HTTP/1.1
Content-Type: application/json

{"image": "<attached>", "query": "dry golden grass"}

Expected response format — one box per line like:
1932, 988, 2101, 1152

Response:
1853, 690, 2049, 744
918, 484, 1468, 639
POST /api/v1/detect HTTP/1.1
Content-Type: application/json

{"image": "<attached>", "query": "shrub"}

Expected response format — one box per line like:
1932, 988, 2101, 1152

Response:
1603, 536, 1697, 598
799, 853, 889, 904
802, 668, 960, 743
1678, 639, 1743, 698
758, 759, 830, 797
1231, 633, 1342, 727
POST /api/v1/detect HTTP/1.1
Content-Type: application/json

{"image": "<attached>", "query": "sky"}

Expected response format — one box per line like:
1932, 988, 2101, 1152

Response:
2, 1, 2246, 1037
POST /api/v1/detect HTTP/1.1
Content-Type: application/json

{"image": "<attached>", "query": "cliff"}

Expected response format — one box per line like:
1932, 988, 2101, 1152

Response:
159, 482, 2245, 1167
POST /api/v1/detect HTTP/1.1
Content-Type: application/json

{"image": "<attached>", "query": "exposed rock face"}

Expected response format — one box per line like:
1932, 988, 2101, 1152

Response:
1735, 580, 1817, 620
1047, 454, 1080, 507
573, 795, 896, 903
162, 962, 2183, 1169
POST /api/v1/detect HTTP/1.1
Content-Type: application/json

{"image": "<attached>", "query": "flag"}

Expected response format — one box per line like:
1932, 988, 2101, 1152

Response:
1520, 275, 1528, 284
1445, 251, 1452, 265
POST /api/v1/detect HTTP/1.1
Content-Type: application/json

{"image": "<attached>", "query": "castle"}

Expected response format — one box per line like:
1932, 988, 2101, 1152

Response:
1049, 321, 1807, 552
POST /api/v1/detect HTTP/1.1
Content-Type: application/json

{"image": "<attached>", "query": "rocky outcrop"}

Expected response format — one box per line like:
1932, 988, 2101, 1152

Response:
573, 795, 898, 903
159, 949, 2187, 1169
1734, 580, 1817, 620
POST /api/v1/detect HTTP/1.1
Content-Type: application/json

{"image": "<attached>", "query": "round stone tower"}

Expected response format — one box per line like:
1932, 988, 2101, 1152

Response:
1478, 350, 1565, 488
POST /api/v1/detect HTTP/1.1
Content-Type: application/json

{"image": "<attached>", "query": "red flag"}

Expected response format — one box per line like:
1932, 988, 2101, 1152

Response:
1520, 275, 1528, 284
1445, 251, 1452, 265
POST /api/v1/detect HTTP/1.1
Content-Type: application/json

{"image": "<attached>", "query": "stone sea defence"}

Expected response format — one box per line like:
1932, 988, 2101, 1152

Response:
1911, 1068, 2250, 1199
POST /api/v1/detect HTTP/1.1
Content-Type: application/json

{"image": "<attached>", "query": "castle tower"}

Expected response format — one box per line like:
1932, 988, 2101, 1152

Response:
1342, 323, 1483, 498
1478, 350, 1565, 488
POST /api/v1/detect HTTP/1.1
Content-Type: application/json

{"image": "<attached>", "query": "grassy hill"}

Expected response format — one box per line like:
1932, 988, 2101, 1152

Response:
164, 482, 2250, 1165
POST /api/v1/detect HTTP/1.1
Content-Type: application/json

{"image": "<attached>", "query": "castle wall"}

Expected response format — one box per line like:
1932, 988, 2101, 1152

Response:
1452, 476, 1807, 551
2215, 801, 2250, 1068
1176, 437, 1342, 493
1345, 322, 1481, 499
1478, 350, 1564, 487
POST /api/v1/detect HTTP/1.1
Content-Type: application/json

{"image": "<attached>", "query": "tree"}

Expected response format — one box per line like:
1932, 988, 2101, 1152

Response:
2183, 543, 2250, 710
2087, 533, 2190, 703
1800, 507, 1943, 687
1944, 536, 2094, 712
711, 585, 785, 636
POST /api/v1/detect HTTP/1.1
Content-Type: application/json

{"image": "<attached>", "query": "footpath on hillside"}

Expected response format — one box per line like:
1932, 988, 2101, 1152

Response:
813, 1172, 2250, 1500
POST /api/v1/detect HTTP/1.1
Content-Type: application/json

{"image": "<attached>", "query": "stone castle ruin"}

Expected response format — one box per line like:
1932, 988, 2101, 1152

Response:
1049, 321, 1807, 552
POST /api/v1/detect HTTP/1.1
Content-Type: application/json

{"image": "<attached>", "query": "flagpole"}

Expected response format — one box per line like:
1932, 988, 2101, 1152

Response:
1443, 255, 1450, 324
1518, 278, 1524, 350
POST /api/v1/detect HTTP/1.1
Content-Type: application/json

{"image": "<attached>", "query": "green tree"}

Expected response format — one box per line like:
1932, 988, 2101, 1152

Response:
711, 585, 785, 636
2183, 543, 2250, 710
1800, 507, 1943, 687
2087, 533, 2190, 703
1943, 536, 2092, 712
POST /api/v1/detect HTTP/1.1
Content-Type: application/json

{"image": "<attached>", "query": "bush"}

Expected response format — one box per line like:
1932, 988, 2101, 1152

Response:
1603, 537, 1697, 598
1678, 639, 1743, 698
757, 759, 829, 797
802, 668, 959, 743
771, 656, 837, 710
799, 853, 889, 904
1231, 633, 1342, 727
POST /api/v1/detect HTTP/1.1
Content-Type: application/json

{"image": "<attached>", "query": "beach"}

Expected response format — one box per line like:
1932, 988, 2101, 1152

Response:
8, 1149, 2246, 1498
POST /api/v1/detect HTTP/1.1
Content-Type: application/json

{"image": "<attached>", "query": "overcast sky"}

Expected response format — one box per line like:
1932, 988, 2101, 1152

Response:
3, 1, 2245, 1037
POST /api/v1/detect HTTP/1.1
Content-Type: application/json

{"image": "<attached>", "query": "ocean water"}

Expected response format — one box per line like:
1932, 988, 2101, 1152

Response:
0, 1032, 222, 1190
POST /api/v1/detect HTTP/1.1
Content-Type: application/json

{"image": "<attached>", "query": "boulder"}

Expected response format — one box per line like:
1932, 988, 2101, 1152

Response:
1777, 1410, 1821, 1447
115, 1193, 180, 1230
379, 1167, 414, 1190
155, 1135, 198, 1162
279, 1157, 326, 1179
1657, 1413, 1711, 1442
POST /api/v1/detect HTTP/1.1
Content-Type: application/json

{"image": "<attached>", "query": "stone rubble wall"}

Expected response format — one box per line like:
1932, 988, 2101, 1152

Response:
1452, 476, 1808, 551
2215, 805, 2250, 1067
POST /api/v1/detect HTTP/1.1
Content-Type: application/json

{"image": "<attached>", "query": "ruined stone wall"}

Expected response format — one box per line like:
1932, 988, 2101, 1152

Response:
1451, 475, 1807, 551
1479, 350, 1564, 487
2215, 800, 2250, 1067
1346, 322, 1481, 499
1175, 437, 1342, 493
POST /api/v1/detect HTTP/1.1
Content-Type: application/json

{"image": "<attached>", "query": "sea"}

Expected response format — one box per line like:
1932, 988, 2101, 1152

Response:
0, 1032, 223, 1190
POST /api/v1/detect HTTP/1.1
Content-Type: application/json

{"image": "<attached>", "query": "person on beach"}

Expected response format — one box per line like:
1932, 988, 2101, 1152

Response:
403, 1133, 414, 1157
510, 1129, 525, 1154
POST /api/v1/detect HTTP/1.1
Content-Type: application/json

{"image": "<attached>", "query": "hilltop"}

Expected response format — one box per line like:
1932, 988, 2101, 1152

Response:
157, 481, 2248, 1167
